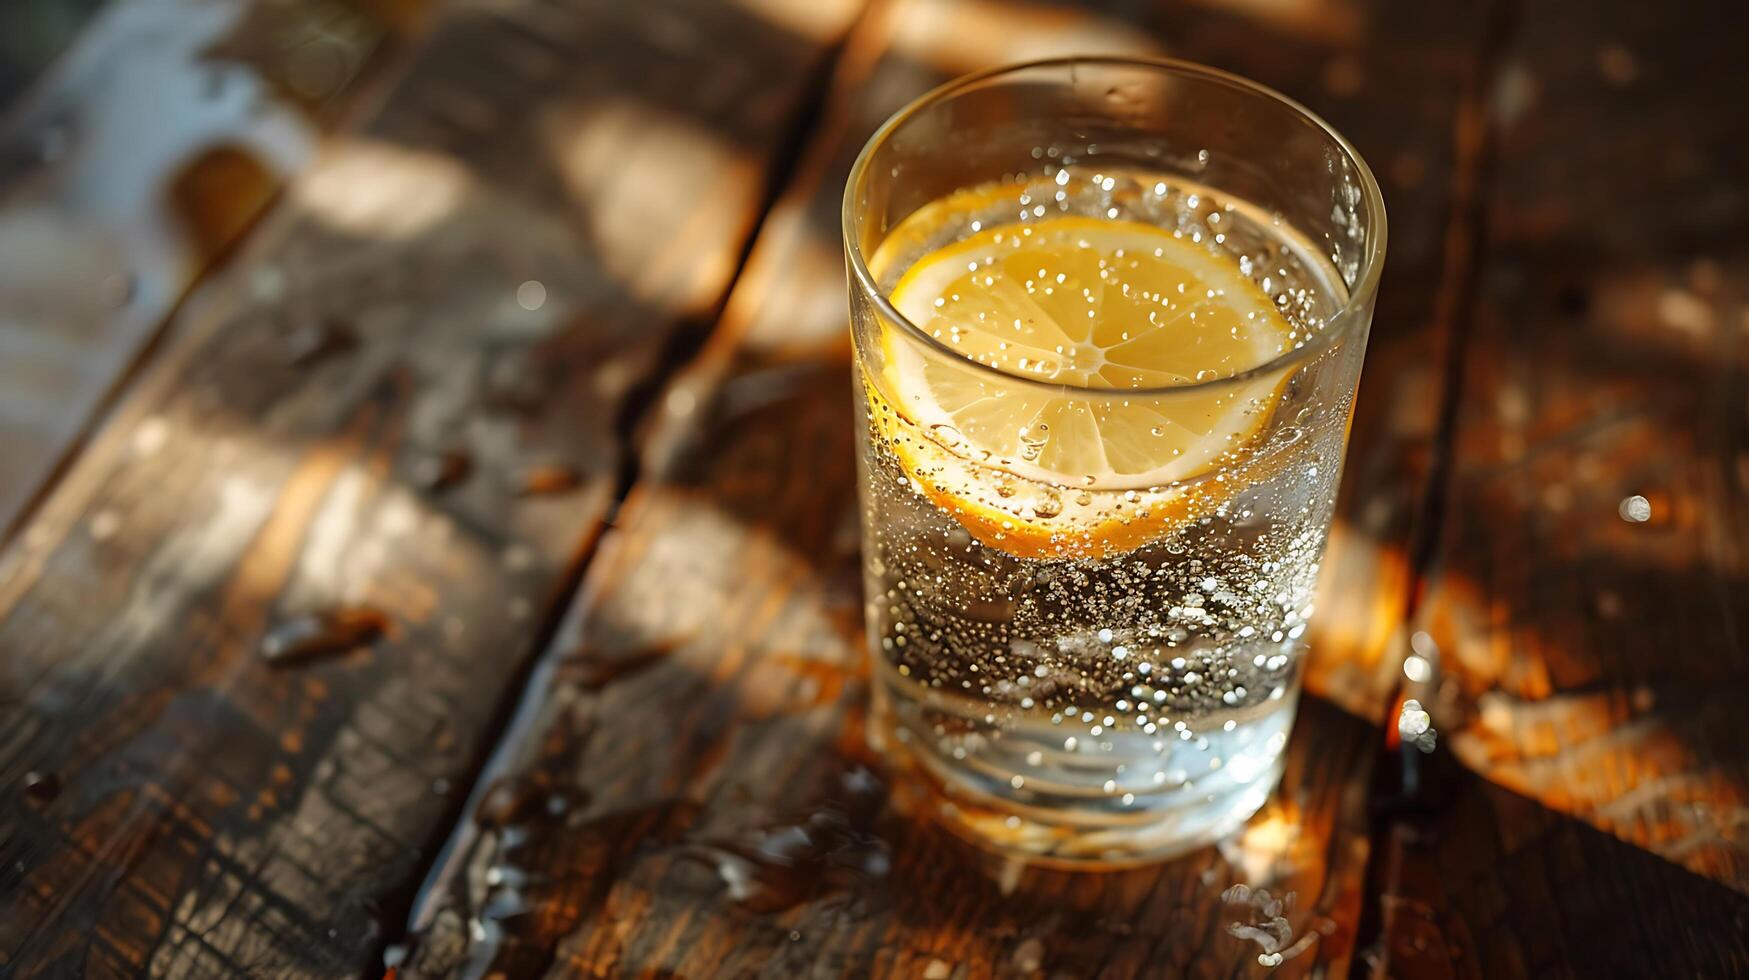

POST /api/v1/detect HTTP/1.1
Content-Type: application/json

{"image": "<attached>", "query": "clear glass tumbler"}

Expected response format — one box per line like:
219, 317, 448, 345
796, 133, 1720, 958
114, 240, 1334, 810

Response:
844, 57, 1384, 865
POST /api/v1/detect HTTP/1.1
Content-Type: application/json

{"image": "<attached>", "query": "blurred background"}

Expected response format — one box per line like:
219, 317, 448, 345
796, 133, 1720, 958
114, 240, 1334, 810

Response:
1, 0, 1744, 977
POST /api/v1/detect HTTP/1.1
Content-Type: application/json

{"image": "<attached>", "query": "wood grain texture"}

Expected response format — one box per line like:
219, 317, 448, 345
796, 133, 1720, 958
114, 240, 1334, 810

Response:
0, 0, 862, 975
398, 0, 1497, 975
1368, 0, 1749, 972
1365, 756, 1749, 978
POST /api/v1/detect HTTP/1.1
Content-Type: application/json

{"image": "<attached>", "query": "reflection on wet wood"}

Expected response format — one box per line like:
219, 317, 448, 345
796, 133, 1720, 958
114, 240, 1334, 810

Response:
259, 605, 393, 664
0, 0, 401, 542
1371, 0, 1749, 972
0, 0, 109, 106
399, 0, 1495, 974
0, 0, 864, 975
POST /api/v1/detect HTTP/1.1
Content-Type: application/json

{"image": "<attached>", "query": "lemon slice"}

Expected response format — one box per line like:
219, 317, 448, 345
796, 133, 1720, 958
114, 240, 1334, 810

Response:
870, 214, 1295, 559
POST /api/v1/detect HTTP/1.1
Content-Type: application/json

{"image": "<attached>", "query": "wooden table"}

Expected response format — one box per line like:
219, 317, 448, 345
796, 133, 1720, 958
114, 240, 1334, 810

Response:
3, 0, 1745, 976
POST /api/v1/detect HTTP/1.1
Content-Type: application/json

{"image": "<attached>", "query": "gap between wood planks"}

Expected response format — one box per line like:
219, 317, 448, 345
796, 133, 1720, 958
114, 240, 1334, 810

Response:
1397, 0, 1522, 608
375, 2, 880, 968
1350, 0, 1523, 967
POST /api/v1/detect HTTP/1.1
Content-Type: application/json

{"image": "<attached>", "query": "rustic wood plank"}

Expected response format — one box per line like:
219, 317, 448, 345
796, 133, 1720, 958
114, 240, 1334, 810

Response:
0, 0, 409, 543
1365, 752, 1749, 978
0, 0, 864, 975
397, 0, 1496, 975
1367, 0, 1749, 971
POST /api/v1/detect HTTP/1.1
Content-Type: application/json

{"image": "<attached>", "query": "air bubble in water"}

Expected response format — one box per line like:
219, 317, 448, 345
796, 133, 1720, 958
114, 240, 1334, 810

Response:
856, 163, 1344, 859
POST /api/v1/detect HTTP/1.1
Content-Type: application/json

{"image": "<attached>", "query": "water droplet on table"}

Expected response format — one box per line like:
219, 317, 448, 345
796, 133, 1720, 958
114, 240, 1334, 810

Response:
99, 272, 137, 308
556, 646, 667, 690
24, 771, 60, 803
282, 315, 357, 366
513, 462, 581, 496
1618, 494, 1652, 523
260, 607, 390, 664
411, 450, 472, 492
691, 765, 890, 913
483, 352, 549, 413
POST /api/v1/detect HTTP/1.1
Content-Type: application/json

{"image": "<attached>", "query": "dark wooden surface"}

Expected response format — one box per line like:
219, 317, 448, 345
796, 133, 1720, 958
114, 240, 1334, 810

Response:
0, 0, 860, 974
2, 0, 1745, 976
1364, 0, 1749, 973
1426, 0, 1749, 887
392, 2, 1400, 973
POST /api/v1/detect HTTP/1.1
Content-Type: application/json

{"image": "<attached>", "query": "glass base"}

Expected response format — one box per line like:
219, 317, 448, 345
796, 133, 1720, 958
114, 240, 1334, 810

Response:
870, 664, 1292, 868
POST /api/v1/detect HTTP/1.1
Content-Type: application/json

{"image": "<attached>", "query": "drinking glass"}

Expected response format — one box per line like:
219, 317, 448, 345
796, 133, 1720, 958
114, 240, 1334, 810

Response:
843, 57, 1384, 865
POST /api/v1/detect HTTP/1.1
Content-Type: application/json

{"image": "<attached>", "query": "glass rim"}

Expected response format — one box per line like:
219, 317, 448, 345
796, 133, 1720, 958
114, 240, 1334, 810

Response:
841, 54, 1388, 398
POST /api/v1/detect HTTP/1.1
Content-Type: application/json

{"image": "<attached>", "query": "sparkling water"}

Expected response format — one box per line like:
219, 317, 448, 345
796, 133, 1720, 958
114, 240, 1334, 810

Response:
855, 166, 1353, 863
